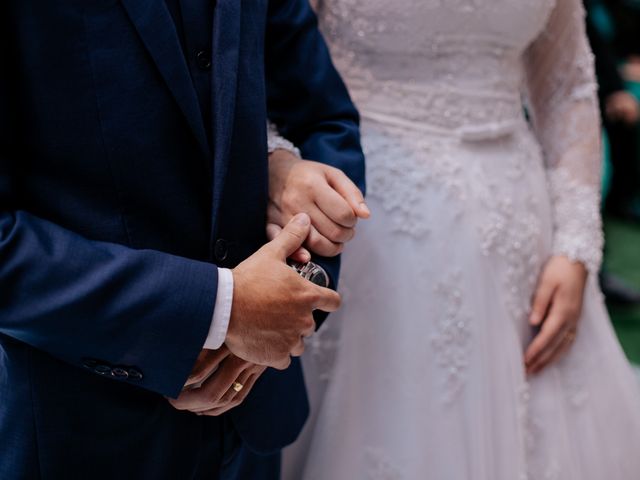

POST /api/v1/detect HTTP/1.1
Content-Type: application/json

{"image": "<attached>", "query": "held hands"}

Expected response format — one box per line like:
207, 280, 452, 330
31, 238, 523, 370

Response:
171, 215, 338, 416
524, 256, 588, 375
267, 149, 369, 260
170, 149, 364, 416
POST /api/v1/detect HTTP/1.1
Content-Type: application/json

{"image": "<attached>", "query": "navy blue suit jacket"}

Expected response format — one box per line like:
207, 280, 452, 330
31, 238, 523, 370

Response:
0, 0, 364, 477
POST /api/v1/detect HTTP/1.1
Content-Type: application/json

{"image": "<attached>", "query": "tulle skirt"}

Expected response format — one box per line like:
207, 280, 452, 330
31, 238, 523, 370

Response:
283, 119, 640, 480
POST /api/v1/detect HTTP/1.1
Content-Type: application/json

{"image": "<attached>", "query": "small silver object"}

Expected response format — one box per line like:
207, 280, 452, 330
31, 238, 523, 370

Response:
289, 261, 329, 288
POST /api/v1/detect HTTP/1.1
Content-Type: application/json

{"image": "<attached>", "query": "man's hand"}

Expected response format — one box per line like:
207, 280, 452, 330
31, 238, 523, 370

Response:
169, 346, 266, 416
524, 256, 588, 375
605, 91, 640, 125
268, 149, 369, 259
225, 213, 342, 370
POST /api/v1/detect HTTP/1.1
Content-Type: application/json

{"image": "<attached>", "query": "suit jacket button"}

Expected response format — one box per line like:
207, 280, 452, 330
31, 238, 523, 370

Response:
214, 238, 229, 262
112, 367, 129, 379
94, 364, 112, 376
128, 368, 144, 380
195, 50, 212, 71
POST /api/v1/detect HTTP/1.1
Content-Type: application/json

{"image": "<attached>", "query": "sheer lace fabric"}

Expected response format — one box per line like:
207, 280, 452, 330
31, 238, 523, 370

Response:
282, 1, 640, 479
523, 1, 603, 272
317, 0, 603, 272
267, 121, 301, 157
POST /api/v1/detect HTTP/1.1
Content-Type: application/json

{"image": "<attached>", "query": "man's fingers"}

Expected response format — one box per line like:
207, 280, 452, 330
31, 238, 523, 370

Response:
204, 356, 249, 398
290, 248, 312, 263
266, 213, 311, 260
290, 337, 306, 357
184, 347, 230, 388
301, 319, 316, 339
233, 368, 265, 404
325, 168, 370, 219
529, 280, 555, 326
266, 222, 282, 241
200, 370, 263, 417
203, 364, 255, 411
271, 356, 292, 371
312, 287, 342, 313
267, 222, 311, 262
198, 365, 264, 415
172, 357, 248, 411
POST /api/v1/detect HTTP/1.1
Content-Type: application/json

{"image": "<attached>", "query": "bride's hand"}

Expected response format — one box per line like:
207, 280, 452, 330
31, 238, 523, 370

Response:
524, 256, 588, 375
267, 149, 369, 259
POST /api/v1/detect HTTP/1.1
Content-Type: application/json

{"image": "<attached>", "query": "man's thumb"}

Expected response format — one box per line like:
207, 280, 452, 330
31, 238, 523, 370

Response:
268, 213, 311, 260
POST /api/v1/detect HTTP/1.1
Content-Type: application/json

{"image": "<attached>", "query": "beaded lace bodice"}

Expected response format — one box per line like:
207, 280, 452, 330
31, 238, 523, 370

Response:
310, 0, 604, 271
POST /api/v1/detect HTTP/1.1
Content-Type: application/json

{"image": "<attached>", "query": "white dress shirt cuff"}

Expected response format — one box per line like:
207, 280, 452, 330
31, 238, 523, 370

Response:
203, 268, 234, 350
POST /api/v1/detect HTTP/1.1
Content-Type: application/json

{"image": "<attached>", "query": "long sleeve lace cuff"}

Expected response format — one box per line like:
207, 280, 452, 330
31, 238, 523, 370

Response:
267, 121, 301, 158
548, 167, 604, 273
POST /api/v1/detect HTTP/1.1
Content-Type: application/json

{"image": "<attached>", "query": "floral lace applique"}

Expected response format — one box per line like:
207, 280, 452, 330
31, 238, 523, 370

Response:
365, 128, 467, 239
475, 133, 544, 323
431, 269, 471, 403
478, 194, 542, 322
267, 121, 300, 157
547, 167, 603, 273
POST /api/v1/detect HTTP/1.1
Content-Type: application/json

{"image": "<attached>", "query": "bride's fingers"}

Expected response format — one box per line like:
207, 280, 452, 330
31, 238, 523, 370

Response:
267, 202, 286, 231
324, 167, 370, 220
305, 225, 344, 257
534, 331, 575, 374
524, 302, 565, 367
526, 322, 570, 375
307, 204, 355, 244
314, 182, 359, 228
529, 279, 556, 326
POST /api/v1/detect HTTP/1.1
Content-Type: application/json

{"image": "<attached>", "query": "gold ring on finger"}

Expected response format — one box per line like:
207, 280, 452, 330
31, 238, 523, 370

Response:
564, 331, 576, 343
231, 381, 244, 393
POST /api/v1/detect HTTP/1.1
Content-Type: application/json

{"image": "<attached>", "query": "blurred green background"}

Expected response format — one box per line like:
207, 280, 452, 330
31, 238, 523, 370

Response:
606, 217, 640, 365
604, 80, 640, 366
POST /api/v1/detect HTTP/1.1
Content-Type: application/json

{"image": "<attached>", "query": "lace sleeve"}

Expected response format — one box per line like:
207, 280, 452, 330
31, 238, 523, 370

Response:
523, 0, 604, 273
267, 121, 301, 158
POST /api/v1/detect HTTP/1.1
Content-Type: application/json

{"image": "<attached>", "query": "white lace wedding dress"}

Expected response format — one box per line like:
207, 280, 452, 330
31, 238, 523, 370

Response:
282, 0, 640, 479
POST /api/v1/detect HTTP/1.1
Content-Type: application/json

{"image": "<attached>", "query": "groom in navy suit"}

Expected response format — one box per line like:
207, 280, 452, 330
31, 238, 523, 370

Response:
0, 0, 365, 478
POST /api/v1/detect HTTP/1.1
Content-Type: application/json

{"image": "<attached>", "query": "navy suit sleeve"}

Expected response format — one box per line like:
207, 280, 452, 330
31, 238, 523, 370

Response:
0, 21, 215, 399
0, 213, 217, 399
265, 0, 366, 325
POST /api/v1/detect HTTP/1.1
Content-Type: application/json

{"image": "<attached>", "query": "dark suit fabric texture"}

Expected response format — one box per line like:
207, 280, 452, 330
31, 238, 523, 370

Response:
0, 0, 365, 478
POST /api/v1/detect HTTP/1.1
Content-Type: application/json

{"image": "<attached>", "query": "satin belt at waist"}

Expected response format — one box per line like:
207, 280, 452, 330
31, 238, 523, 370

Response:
349, 82, 526, 141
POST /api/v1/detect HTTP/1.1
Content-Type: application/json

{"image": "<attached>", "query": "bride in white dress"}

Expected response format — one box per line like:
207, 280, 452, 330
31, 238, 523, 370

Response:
281, 0, 640, 478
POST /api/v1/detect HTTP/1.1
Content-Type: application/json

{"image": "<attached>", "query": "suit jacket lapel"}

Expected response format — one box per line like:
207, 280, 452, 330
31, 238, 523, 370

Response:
121, 0, 209, 156
210, 0, 241, 233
